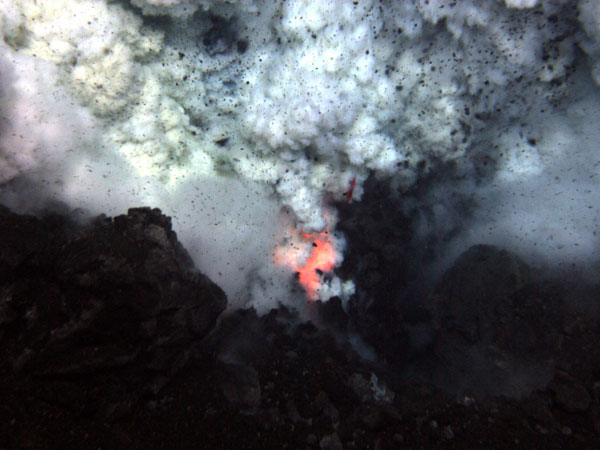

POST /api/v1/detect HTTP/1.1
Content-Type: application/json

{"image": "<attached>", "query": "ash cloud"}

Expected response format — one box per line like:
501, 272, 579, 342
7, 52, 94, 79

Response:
1, 0, 599, 314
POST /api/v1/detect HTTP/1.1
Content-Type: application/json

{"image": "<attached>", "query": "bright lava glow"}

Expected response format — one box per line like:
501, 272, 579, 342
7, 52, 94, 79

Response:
273, 225, 339, 301
297, 232, 337, 301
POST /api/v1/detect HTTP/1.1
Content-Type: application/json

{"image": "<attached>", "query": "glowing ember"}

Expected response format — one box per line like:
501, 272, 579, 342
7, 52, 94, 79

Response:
273, 224, 340, 301
297, 232, 337, 300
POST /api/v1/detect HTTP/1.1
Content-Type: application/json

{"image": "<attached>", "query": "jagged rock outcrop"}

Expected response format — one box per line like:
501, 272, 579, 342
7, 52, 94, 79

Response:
0, 205, 599, 449
0, 206, 226, 421
429, 244, 562, 397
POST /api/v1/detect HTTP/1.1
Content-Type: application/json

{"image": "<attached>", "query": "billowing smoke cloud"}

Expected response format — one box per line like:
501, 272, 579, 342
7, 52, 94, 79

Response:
1, 0, 599, 312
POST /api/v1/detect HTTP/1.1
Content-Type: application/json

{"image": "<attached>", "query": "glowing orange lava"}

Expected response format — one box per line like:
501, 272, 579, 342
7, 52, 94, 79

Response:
297, 232, 336, 300
273, 210, 341, 301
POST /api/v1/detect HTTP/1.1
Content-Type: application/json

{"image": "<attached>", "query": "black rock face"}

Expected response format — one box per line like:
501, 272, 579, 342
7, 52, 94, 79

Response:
1, 205, 599, 449
0, 206, 226, 421
429, 245, 562, 397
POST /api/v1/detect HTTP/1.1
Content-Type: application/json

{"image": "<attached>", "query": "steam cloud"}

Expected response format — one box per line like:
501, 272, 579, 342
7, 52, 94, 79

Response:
1, 0, 599, 313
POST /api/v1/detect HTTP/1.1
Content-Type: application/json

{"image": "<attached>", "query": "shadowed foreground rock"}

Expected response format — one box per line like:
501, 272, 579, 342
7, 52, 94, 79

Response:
0, 206, 599, 449
0, 206, 226, 426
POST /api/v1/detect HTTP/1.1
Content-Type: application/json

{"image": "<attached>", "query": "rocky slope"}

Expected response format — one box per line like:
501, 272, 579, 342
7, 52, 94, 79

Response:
0, 205, 598, 449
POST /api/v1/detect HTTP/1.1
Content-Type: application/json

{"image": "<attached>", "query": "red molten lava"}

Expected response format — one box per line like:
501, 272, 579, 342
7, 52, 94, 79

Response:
345, 176, 356, 201
297, 232, 336, 300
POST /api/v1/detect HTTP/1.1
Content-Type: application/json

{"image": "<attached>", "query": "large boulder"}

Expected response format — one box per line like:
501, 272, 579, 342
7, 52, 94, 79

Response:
0, 206, 226, 419
430, 244, 563, 398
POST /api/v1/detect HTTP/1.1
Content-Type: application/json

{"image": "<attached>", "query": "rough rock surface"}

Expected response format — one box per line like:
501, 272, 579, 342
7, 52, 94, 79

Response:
427, 244, 562, 398
0, 205, 599, 449
0, 206, 226, 428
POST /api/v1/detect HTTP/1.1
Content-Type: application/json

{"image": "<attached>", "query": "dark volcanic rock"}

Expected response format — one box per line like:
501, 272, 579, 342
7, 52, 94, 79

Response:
551, 372, 591, 413
1, 205, 599, 449
0, 206, 226, 422
434, 244, 532, 345
423, 245, 564, 398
